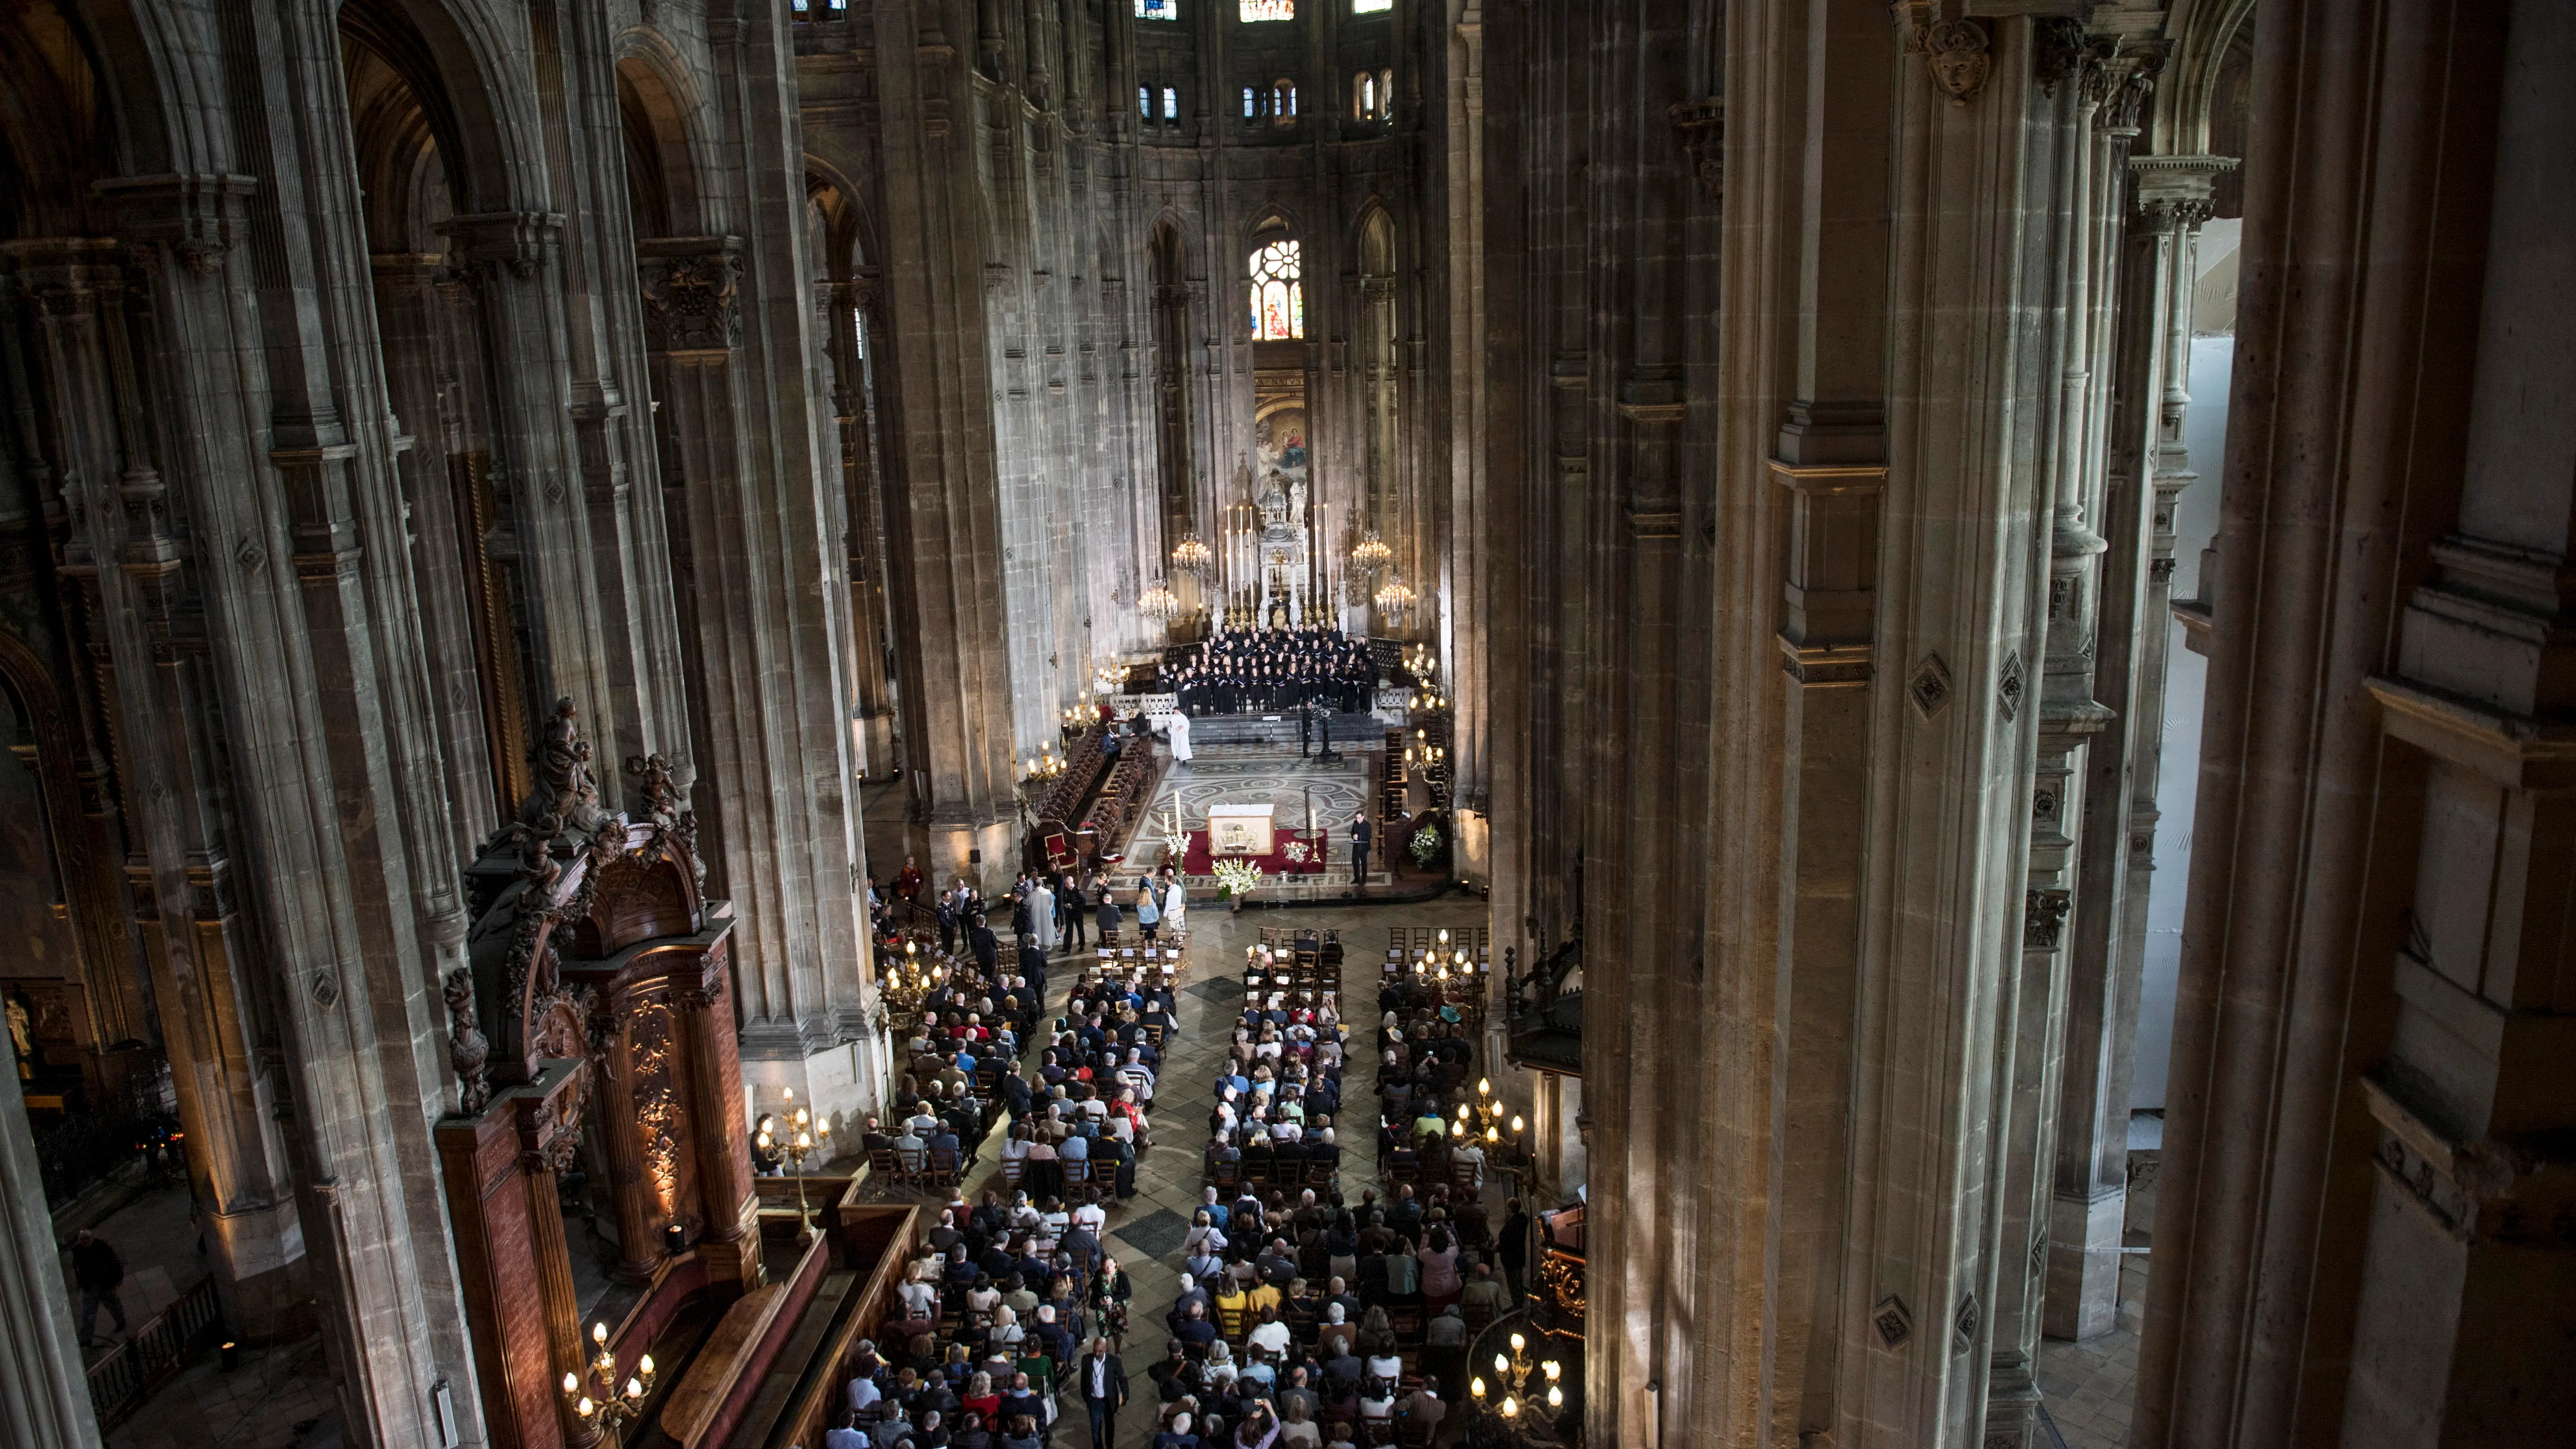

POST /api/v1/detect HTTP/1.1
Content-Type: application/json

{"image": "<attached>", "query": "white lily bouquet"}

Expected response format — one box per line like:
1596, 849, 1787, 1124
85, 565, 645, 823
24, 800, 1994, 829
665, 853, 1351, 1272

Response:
1212, 857, 1264, 900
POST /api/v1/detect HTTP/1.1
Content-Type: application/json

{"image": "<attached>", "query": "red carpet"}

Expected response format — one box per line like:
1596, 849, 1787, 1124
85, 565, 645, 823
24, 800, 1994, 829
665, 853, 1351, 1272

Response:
1177, 827, 1334, 877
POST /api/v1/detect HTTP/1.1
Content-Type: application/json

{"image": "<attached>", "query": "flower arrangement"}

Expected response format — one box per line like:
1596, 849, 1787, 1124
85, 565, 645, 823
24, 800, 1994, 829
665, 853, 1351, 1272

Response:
1284, 839, 1311, 864
1409, 822, 1444, 866
1212, 857, 1265, 900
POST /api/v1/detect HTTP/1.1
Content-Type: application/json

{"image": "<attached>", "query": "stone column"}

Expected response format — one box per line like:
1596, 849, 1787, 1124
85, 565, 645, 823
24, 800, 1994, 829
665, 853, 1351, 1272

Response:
1442, 0, 1491, 868
825, 277, 900, 783
0, 1039, 101, 1449
2046, 152, 2229, 1343
439, 210, 623, 749
2340, 0, 2576, 1437
9, 239, 309, 1333
869, 1, 1026, 893
1834, 9, 2057, 1444
1986, 28, 2151, 1444
370, 252, 506, 858
2133, 0, 2525, 1443
1749, 0, 1896, 1438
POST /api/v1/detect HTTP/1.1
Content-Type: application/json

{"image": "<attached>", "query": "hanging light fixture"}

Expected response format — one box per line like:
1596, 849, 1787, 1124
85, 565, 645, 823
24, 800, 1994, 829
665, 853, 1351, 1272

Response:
1373, 572, 1417, 616
1171, 533, 1212, 575
1351, 529, 1393, 576
1139, 579, 1183, 619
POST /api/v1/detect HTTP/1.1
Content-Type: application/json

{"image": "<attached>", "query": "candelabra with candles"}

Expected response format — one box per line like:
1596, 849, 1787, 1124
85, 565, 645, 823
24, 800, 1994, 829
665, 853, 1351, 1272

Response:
1469, 1331, 1564, 1436
1024, 748, 1067, 783
1139, 579, 1183, 621
1373, 572, 1417, 618
1172, 533, 1213, 576
561, 1320, 656, 1443
755, 1088, 831, 1246
873, 939, 942, 1037
1351, 529, 1393, 576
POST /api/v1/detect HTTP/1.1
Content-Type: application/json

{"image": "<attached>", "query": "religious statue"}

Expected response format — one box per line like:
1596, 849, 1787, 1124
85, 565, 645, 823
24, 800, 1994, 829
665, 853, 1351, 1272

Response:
6, 993, 32, 1080
442, 966, 491, 1116
530, 697, 606, 831
1257, 471, 1291, 531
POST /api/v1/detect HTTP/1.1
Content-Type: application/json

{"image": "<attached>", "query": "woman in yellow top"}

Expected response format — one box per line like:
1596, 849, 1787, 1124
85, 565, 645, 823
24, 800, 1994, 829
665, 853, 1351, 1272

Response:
1214, 1276, 1252, 1341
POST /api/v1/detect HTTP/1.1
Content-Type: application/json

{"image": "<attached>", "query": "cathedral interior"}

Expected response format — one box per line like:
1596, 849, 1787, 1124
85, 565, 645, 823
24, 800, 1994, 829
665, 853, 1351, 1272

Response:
0, 1, 2568, 1447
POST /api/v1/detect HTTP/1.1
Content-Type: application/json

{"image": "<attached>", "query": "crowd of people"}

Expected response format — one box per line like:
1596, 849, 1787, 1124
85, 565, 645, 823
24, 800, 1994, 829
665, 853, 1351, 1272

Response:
824, 847, 1527, 1447
1170, 627, 1375, 717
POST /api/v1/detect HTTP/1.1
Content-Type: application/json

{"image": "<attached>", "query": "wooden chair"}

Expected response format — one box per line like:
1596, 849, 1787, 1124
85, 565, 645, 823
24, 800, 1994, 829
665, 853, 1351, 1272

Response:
920, 1146, 961, 1192
1461, 1300, 1495, 1337
869, 1146, 909, 1186
1390, 1305, 1425, 1345
1308, 1159, 1339, 1187
1212, 1158, 1241, 1191
1396, 1419, 1435, 1449
1449, 1159, 1481, 1195
999, 1156, 1026, 1193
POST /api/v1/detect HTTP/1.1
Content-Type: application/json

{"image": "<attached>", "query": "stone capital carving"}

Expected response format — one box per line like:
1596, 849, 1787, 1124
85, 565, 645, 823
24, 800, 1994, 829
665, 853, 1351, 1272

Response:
2133, 154, 2239, 230
1898, 7, 1992, 108
92, 173, 258, 277
439, 211, 564, 281
638, 236, 744, 354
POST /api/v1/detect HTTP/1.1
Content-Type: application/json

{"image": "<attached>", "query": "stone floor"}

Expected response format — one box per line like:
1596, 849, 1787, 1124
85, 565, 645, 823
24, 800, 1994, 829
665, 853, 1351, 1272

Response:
107, 1333, 340, 1449
2034, 1154, 2159, 1449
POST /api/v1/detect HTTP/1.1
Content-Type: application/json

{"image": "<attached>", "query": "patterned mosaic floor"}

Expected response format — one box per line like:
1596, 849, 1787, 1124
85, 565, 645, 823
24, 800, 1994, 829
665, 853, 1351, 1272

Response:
1122, 748, 1372, 881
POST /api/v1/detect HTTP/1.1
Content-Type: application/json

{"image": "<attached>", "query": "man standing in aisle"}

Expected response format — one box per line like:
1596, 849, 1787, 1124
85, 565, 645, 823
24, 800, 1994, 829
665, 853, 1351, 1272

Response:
69, 1228, 126, 1348
1349, 811, 1373, 891
1079, 1335, 1127, 1449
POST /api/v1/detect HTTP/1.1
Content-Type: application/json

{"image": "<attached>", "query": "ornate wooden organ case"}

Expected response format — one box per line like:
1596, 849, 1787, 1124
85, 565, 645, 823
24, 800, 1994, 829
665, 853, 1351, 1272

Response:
436, 781, 755, 1449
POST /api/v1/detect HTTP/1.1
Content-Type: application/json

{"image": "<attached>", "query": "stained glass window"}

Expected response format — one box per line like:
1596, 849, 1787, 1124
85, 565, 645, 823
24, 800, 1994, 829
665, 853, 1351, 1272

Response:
1353, 0, 1392, 12
1163, 87, 1179, 120
1244, 86, 1257, 117
1240, 0, 1294, 20
1140, 87, 1153, 117
1136, 0, 1179, 19
1250, 239, 1303, 340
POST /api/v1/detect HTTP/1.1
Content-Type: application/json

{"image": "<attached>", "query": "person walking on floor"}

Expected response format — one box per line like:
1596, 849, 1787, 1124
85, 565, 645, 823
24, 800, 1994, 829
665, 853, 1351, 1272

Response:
69, 1228, 125, 1348
1136, 880, 1161, 942
1079, 1336, 1127, 1449
1349, 812, 1373, 889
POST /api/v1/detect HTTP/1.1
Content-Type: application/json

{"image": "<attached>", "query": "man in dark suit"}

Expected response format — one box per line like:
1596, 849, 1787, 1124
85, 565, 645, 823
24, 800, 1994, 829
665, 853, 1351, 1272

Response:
1077, 1336, 1128, 1449
1350, 811, 1373, 888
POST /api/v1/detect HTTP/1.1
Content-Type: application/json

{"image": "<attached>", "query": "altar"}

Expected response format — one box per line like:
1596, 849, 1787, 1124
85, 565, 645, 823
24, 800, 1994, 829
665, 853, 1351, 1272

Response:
1206, 802, 1276, 856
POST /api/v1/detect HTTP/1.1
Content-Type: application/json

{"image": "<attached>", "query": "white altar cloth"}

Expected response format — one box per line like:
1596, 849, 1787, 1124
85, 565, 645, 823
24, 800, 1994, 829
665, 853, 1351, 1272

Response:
1207, 802, 1276, 856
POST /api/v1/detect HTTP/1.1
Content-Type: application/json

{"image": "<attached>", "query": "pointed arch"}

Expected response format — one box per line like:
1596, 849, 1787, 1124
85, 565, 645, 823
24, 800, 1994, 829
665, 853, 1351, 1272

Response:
612, 39, 712, 239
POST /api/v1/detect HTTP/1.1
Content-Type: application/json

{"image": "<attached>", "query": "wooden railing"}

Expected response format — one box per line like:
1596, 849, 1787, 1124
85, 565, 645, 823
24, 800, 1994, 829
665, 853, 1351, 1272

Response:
86, 1273, 222, 1429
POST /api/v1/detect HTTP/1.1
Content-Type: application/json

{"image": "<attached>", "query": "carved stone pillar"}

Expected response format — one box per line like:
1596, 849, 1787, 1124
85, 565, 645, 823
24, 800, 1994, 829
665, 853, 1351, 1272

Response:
824, 275, 899, 782
7, 236, 310, 1333
0, 1041, 101, 1449
2046, 152, 2230, 1344
867, 12, 1024, 892
439, 211, 621, 753
2133, 0, 2533, 1443
1834, 8, 2057, 1444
